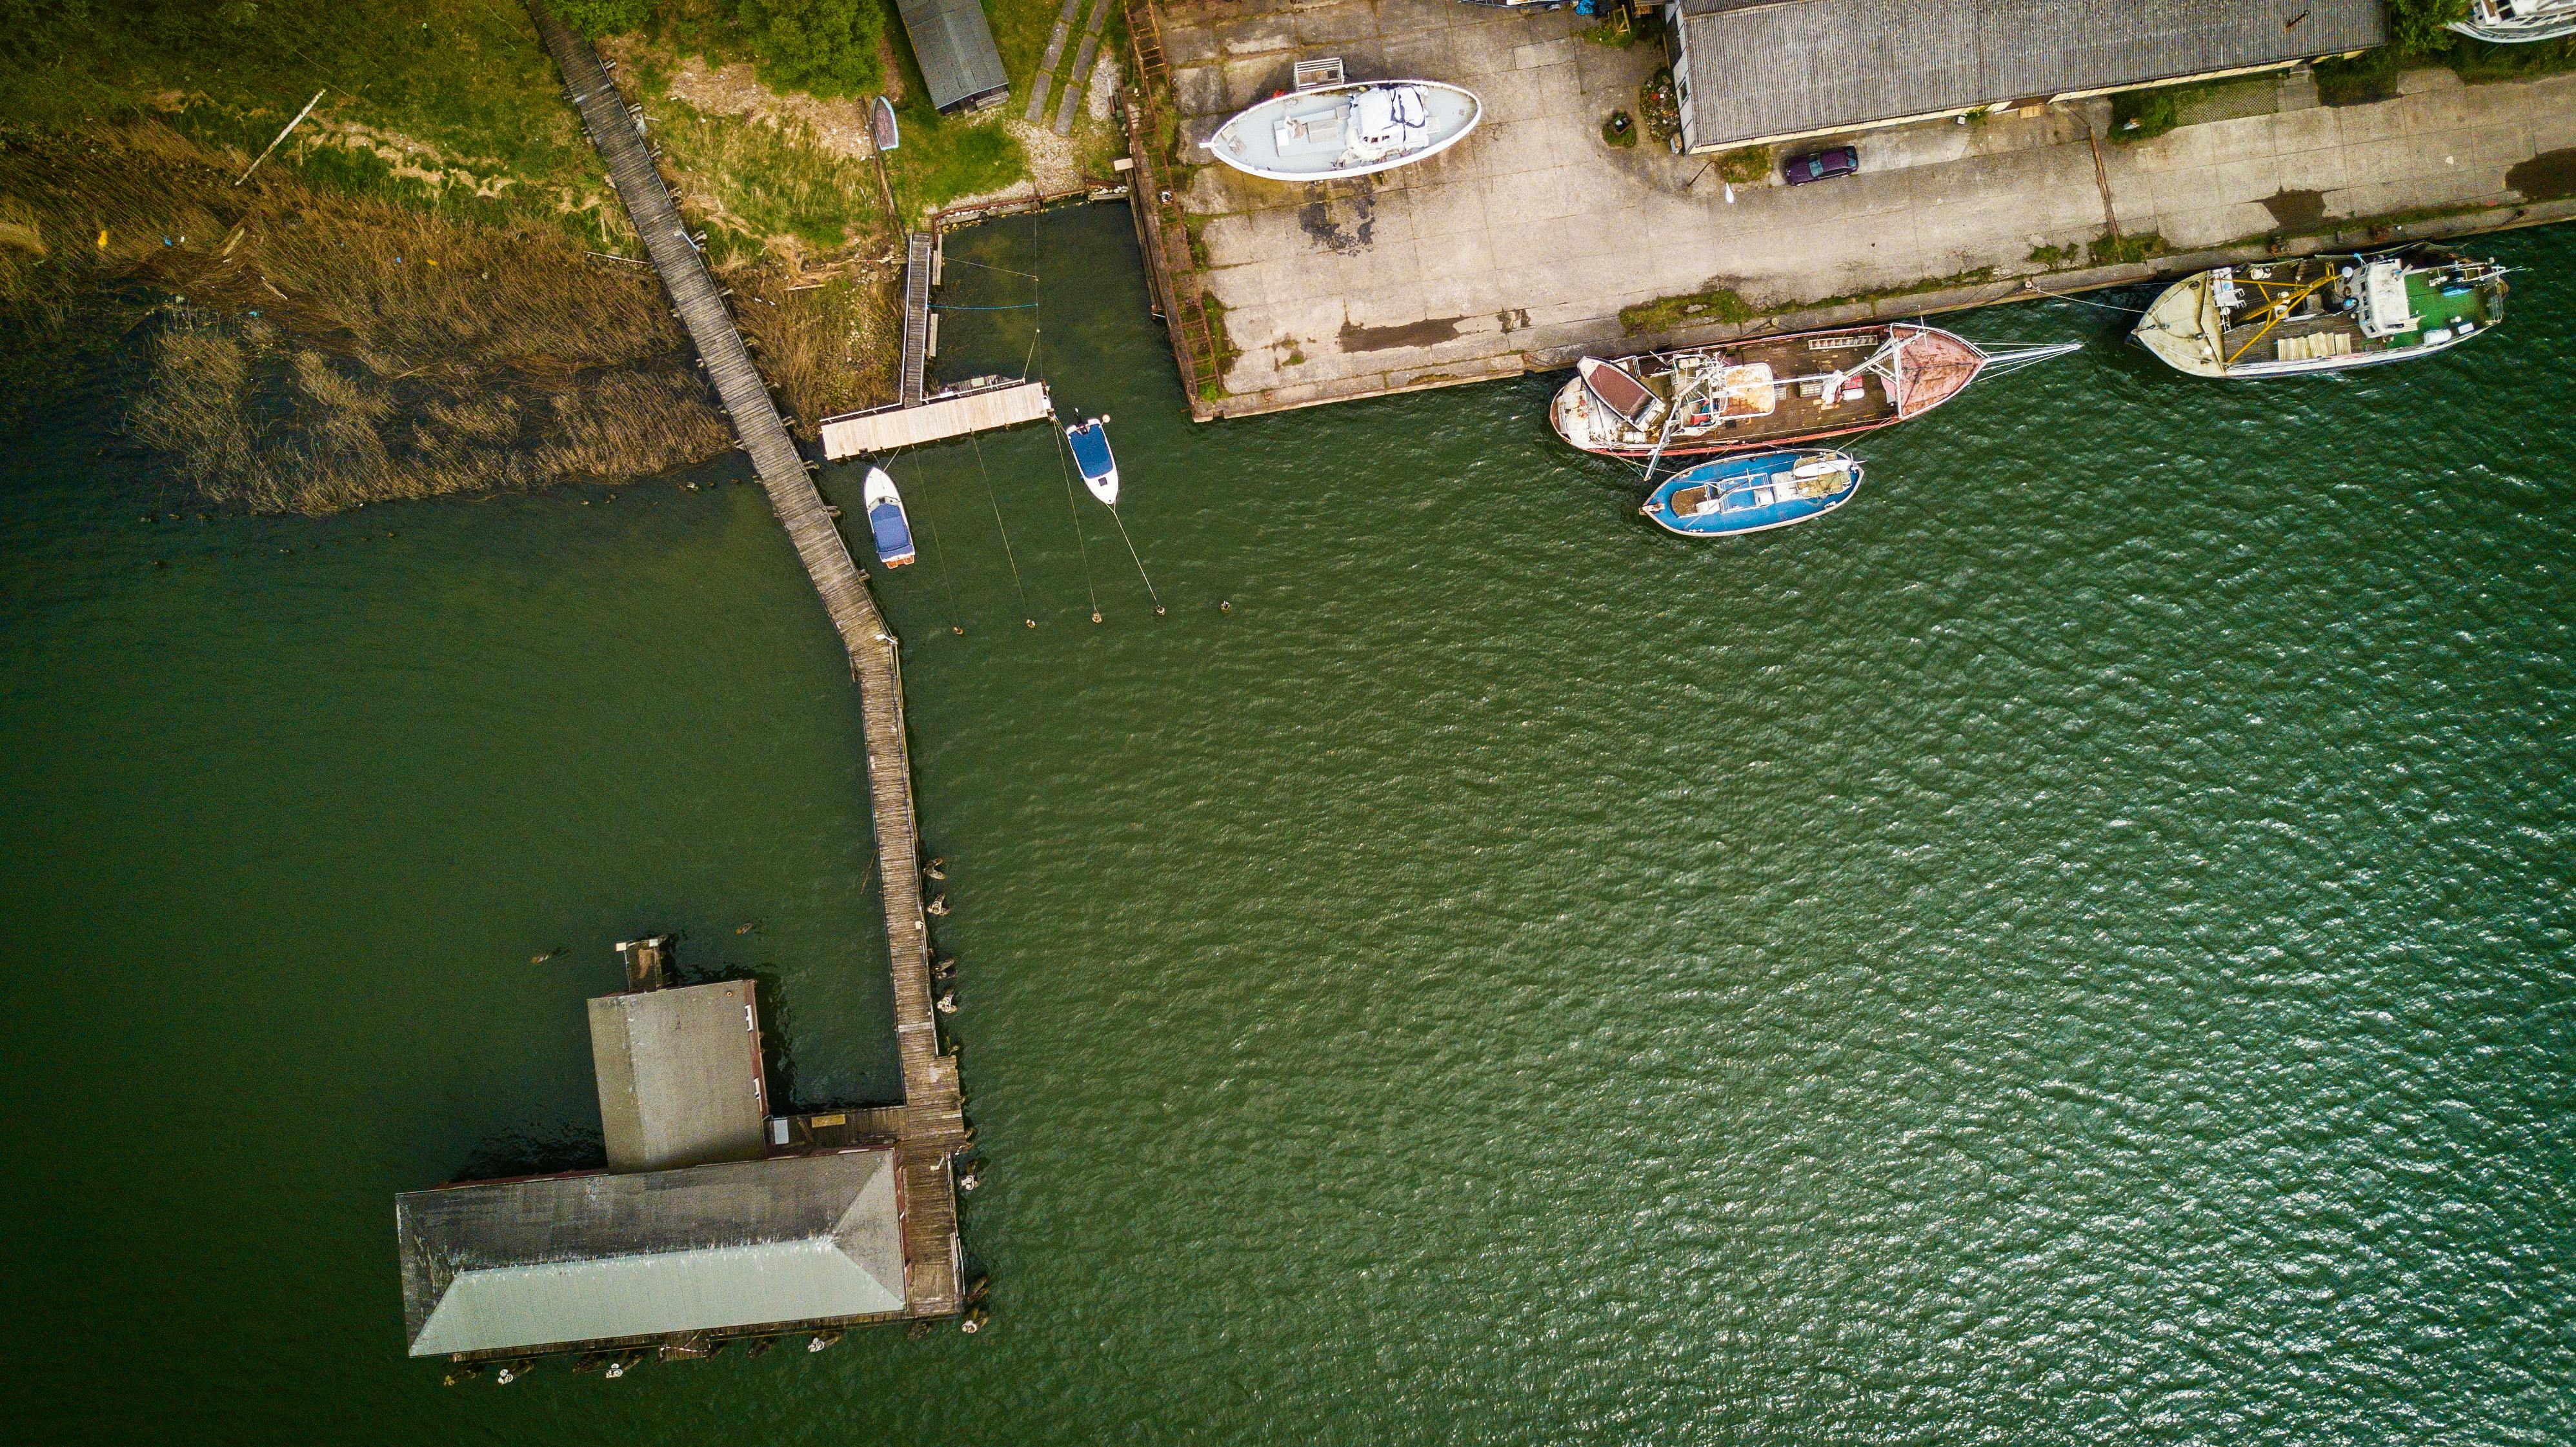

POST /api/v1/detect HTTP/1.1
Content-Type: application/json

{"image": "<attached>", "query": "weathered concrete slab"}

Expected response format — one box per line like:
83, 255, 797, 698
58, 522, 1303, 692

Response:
1143, 0, 2576, 420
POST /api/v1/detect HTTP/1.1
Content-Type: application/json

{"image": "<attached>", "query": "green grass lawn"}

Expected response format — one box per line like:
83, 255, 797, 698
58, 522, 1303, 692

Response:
0, 0, 603, 205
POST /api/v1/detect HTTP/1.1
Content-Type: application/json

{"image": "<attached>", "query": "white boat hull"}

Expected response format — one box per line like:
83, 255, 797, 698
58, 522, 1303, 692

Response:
1202, 81, 1482, 182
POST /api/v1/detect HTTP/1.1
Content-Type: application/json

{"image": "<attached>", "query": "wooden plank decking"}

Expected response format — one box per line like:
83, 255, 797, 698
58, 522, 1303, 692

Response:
900, 231, 934, 408
528, 3, 967, 1322
819, 380, 1054, 459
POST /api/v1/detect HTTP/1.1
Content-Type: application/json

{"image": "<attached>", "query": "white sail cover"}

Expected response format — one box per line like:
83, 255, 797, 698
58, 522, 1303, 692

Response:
1346, 85, 1429, 164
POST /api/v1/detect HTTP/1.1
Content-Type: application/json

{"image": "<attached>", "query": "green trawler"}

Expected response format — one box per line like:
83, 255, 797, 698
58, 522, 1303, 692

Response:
2133, 245, 2508, 379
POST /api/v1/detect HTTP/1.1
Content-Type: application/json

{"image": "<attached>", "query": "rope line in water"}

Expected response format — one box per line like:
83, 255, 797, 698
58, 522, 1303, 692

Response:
944, 257, 1040, 279
938, 303, 1041, 310
969, 433, 1036, 629
1048, 416, 1105, 623
1107, 504, 1163, 615
2022, 284, 2148, 314
920, 507, 966, 636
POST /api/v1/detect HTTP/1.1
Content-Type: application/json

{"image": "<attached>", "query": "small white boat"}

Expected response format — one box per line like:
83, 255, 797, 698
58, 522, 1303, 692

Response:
862, 466, 914, 567
2453, 0, 2576, 43
1202, 81, 1481, 182
1066, 418, 1118, 505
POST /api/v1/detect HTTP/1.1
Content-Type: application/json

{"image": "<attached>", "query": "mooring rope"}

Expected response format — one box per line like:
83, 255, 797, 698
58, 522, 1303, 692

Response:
1107, 504, 1163, 616
1047, 416, 1105, 623
920, 507, 966, 636
2020, 281, 2148, 313
969, 433, 1036, 628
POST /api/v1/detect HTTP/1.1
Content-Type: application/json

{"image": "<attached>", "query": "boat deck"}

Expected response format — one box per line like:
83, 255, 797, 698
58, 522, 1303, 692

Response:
1651, 334, 1898, 441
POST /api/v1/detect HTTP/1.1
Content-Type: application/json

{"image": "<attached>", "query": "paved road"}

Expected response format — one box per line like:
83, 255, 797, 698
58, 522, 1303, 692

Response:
1158, 0, 2576, 416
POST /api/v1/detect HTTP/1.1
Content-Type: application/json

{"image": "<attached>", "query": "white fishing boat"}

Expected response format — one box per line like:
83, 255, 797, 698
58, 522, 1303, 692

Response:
2452, 0, 2576, 42
1202, 80, 1481, 182
2131, 245, 2508, 379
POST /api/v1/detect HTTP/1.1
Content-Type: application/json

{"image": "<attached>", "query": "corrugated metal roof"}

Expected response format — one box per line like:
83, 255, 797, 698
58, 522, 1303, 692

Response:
896, 0, 1011, 114
396, 1151, 904, 1356
589, 981, 767, 1173
1676, 0, 2385, 150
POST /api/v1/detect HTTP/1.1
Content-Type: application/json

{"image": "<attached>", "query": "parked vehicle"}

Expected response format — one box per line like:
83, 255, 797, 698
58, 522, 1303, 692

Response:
1782, 145, 1858, 185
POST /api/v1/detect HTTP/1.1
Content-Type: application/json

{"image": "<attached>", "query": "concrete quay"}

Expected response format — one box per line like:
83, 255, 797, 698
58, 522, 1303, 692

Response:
1140, 0, 2576, 419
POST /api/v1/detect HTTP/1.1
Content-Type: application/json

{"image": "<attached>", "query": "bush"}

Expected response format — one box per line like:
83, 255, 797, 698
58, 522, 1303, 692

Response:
2390, 0, 2469, 54
2088, 232, 2166, 266
1715, 144, 1770, 185
730, 0, 887, 98
2109, 87, 2180, 142
556, 0, 656, 35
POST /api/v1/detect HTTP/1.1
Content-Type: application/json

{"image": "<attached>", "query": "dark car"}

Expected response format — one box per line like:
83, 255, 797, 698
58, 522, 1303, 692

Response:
1782, 145, 1860, 185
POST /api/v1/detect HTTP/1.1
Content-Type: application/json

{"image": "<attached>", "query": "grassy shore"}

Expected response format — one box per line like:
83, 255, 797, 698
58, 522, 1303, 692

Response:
1, 124, 730, 512
0, 1, 959, 508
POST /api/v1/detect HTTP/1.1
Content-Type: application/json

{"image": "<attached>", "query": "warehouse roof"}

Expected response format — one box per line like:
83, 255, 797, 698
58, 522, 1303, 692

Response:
1675, 0, 2385, 150
589, 980, 768, 1173
396, 1151, 905, 1357
896, 0, 1011, 114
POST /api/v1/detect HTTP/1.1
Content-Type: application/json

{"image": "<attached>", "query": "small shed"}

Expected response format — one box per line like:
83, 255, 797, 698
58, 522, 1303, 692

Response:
896, 0, 1011, 114
396, 1151, 907, 1357
589, 980, 768, 1173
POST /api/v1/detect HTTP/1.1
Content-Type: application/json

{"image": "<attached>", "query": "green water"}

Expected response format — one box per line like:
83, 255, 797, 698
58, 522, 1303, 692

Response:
6, 208, 2574, 1444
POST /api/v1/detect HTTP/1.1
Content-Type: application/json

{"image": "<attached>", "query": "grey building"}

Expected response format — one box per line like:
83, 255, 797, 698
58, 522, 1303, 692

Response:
1666, 0, 2386, 154
897, 0, 1011, 114
397, 1151, 907, 1359
589, 979, 767, 1172
395, 956, 925, 1364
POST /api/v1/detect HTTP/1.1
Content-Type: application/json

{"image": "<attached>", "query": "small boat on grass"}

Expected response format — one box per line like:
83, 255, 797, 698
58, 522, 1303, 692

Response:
2131, 245, 2508, 379
863, 466, 914, 567
1203, 81, 1481, 182
2453, 0, 2576, 43
1640, 450, 1862, 538
1066, 417, 1119, 505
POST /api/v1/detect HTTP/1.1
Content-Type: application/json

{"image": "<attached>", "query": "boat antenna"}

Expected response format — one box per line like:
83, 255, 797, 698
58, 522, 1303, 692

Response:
1046, 411, 1105, 623
968, 432, 1037, 628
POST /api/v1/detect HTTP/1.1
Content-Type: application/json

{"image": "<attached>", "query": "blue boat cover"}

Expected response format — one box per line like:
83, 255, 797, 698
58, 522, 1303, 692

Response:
869, 501, 914, 561
1067, 421, 1116, 481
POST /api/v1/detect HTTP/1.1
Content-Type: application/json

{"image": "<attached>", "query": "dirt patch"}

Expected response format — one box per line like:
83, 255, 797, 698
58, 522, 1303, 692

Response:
2507, 148, 2576, 201
1340, 314, 1461, 351
639, 48, 882, 164
2262, 188, 2329, 230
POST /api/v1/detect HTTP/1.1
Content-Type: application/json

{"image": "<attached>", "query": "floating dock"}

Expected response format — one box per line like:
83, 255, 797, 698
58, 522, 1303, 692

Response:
820, 379, 1054, 458
524, 3, 970, 1333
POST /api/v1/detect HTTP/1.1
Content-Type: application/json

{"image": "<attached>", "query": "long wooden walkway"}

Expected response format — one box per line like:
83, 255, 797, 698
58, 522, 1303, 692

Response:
900, 231, 934, 407
527, 3, 967, 1321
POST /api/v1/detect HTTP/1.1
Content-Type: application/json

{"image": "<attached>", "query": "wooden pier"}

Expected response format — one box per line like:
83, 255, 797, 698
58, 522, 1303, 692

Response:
900, 230, 934, 408
528, 3, 968, 1322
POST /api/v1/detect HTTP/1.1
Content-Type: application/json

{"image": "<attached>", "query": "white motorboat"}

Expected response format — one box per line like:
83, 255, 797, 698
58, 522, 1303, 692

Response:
1202, 80, 1481, 182
862, 466, 914, 567
1067, 418, 1119, 505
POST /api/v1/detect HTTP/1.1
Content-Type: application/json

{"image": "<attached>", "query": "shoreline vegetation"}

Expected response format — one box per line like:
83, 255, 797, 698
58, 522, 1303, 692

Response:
1, 0, 1115, 514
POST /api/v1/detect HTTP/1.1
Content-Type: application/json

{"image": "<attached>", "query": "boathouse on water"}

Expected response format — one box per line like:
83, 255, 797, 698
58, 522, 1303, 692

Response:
394, 940, 934, 1367
1665, 0, 2386, 154
896, 0, 1011, 113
